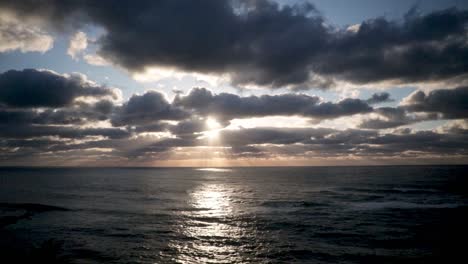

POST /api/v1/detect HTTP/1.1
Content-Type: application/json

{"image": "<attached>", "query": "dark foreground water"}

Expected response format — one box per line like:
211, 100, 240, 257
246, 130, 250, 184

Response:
0, 166, 467, 263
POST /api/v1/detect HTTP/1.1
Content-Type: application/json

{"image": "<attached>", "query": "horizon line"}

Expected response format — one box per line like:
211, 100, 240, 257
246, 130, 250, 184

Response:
1, 164, 467, 169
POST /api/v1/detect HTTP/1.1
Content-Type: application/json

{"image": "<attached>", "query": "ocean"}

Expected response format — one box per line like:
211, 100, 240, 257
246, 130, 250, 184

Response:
0, 166, 467, 263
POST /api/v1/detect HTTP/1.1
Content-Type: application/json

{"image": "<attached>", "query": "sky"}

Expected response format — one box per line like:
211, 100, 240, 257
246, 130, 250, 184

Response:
0, 0, 467, 166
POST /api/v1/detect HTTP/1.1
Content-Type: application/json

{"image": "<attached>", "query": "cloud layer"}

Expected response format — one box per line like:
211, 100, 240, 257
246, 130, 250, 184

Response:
360, 86, 468, 129
174, 88, 372, 121
0, 1, 467, 165
0, 69, 118, 107
1, 1, 467, 89
0, 69, 467, 165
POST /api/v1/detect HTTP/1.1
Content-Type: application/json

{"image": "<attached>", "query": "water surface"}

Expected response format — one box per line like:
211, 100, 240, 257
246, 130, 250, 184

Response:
0, 166, 467, 263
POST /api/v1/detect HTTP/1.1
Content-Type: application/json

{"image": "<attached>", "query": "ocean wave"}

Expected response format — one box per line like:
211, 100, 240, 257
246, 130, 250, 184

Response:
339, 187, 440, 195
260, 200, 326, 208
0, 203, 69, 229
0, 203, 68, 212
350, 201, 464, 210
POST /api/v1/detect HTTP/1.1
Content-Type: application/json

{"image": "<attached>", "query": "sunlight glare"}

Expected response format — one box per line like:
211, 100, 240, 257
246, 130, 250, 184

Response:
206, 117, 221, 130
203, 117, 222, 139
204, 129, 220, 139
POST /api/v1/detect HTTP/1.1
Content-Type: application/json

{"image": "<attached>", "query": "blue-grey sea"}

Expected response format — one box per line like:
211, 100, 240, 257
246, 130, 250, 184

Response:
0, 166, 467, 263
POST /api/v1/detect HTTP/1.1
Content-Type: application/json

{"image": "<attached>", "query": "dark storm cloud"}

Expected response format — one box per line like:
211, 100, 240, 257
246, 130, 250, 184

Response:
175, 88, 372, 121
0, 69, 118, 107
1, 1, 467, 88
111, 91, 188, 127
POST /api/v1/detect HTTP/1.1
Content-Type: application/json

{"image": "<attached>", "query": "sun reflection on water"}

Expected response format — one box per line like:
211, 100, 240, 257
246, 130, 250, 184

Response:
168, 183, 250, 263
191, 184, 231, 216
196, 168, 233, 173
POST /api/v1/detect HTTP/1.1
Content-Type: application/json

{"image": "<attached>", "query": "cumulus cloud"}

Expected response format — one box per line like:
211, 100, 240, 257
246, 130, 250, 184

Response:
132, 126, 468, 160
0, 12, 53, 53
0, 67, 466, 164
402, 86, 468, 119
111, 91, 188, 127
439, 119, 468, 134
315, 8, 468, 85
0, 1, 467, 89
360, 86, 468, 129
0, 69, 127, 158
0, 69, 119, 107
0, 100, 115, 125
67, 31, 87, 59
0, 124, 129, 139
0, 0, 467, 165
174, 88, 372, 121
168, 118, 212, 138
359, 107, 438, 129
219, 127, 335, 146
366, 92, 394, 104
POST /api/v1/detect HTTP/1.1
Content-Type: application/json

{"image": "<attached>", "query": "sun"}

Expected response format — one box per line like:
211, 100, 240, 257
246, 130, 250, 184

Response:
206, 117, 221, 130
204, 117, 222, 139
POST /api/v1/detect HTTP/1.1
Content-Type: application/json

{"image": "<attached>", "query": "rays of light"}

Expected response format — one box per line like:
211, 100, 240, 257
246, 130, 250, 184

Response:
206, 117, 221, 130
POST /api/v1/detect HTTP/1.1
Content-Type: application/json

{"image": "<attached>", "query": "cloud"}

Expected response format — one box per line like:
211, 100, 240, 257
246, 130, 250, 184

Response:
315, 8, 468, 85
359, 107, 438, 129
360, 86, 468, 129
0, 124, 130, 139
366, 92, 394, 104
0, 69, 119, 107
148, 126, 467, 160
0, 12, 53, 53
402, 86, 468, 118
218, 127, 468, 158
0, 69, 126, 154
0, 100, 115, 125
1, 1, 466, 89
219, 127, 334, 146
2, 117, 468, 164
0, 67, 467, 164
83, 53, 110, 66
111, 91, 188, 127
67, 31, 87, 59
174, 88, 372, 121
168, 118, 211, 138
439, 119, 468, 134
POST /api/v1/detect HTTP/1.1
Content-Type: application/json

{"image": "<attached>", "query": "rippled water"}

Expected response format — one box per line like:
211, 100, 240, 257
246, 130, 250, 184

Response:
0, 166, 467, 263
